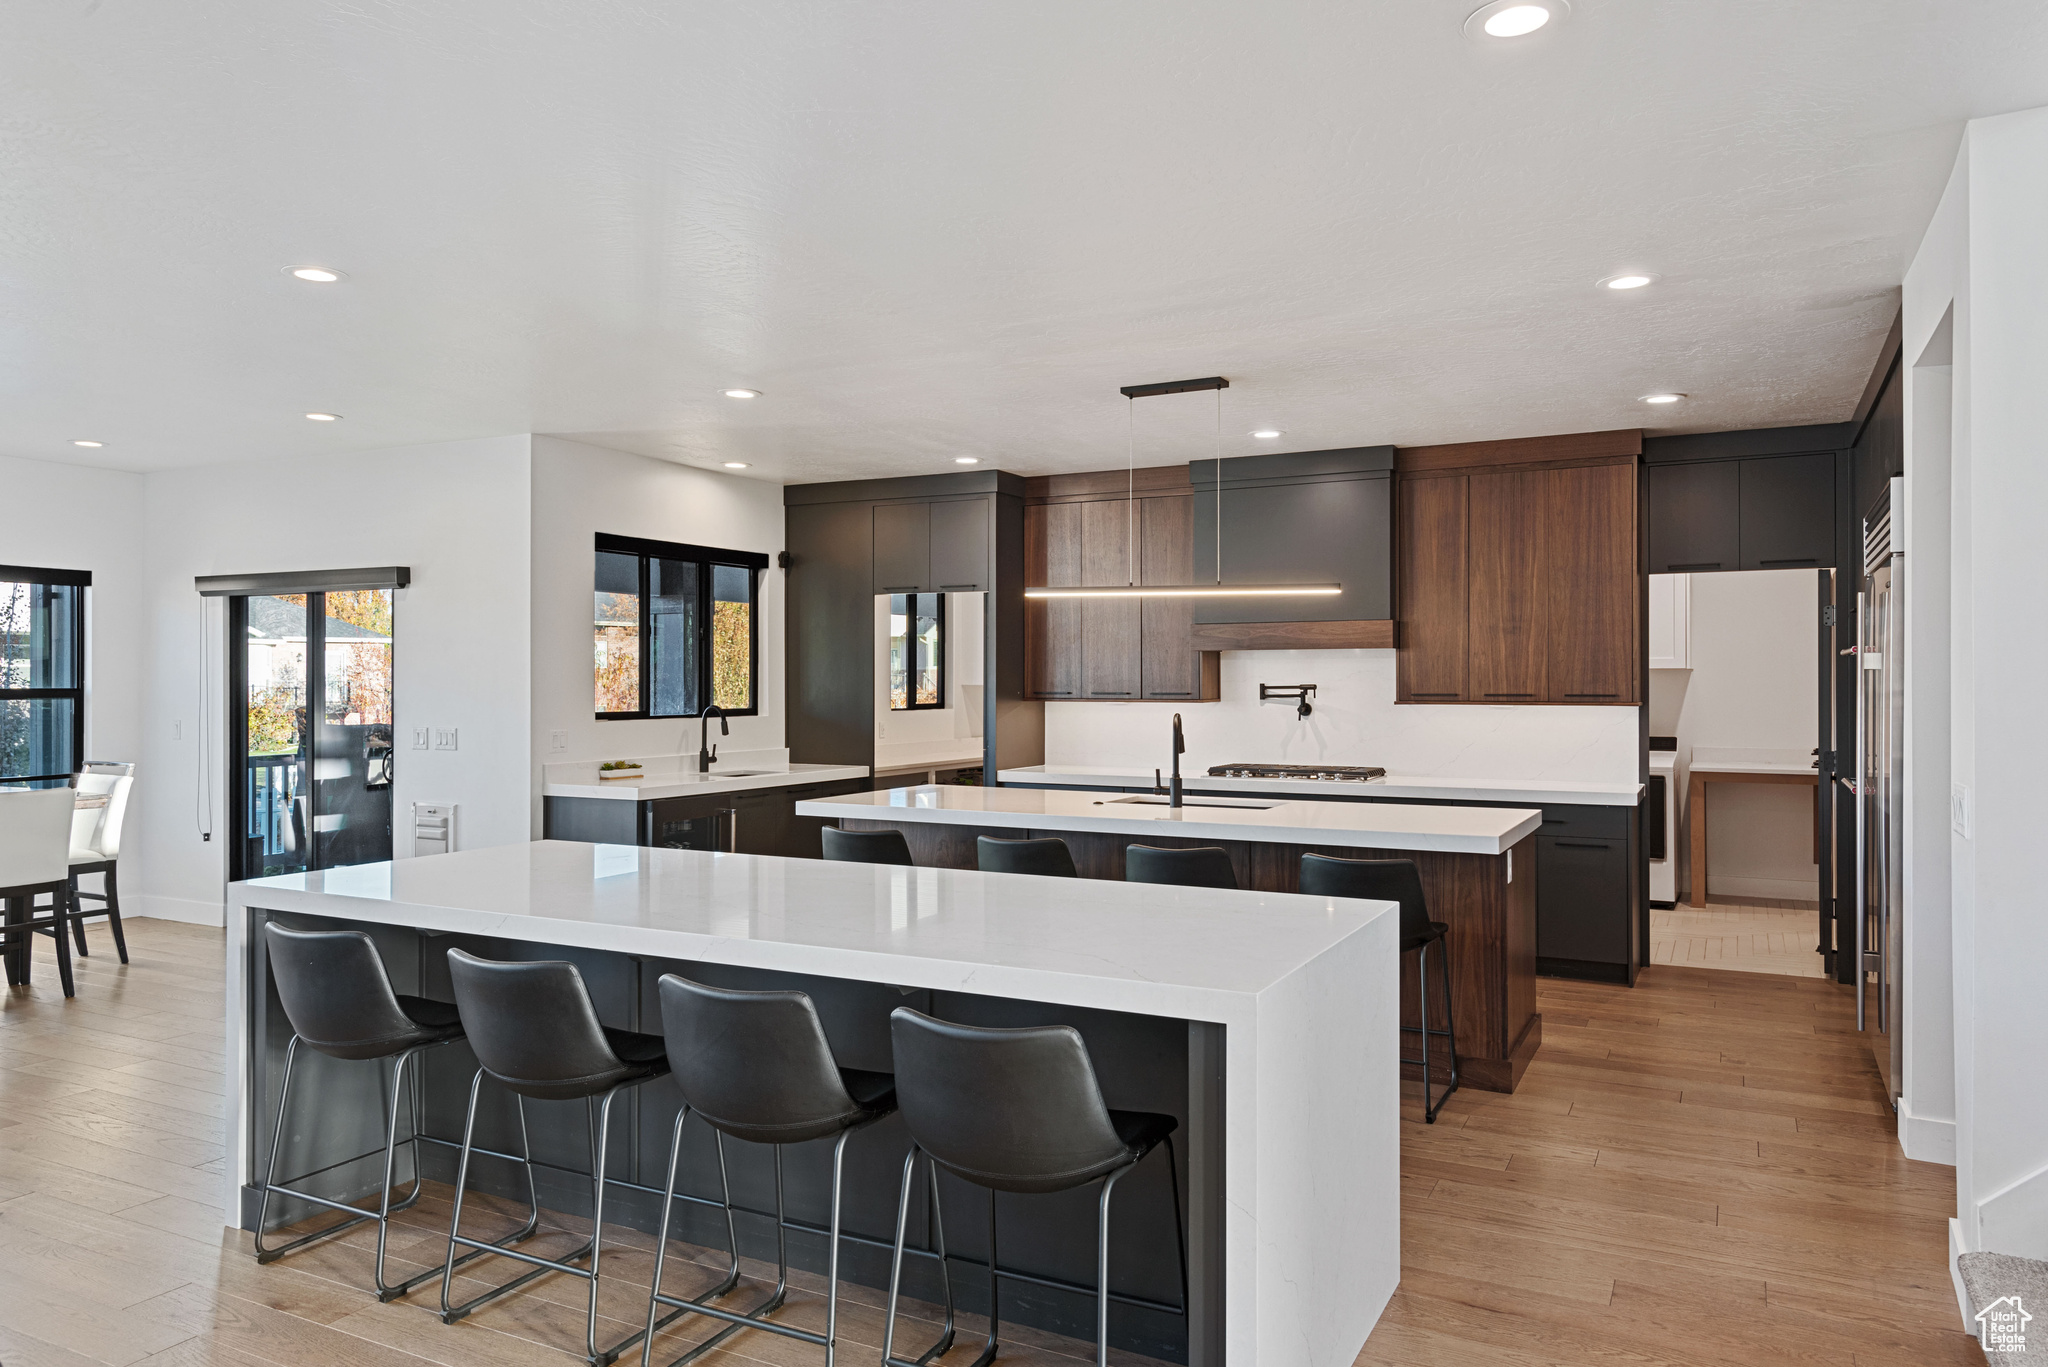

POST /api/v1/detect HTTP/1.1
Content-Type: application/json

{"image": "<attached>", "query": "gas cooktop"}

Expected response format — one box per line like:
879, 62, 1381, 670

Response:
1206, 763, 1386, 782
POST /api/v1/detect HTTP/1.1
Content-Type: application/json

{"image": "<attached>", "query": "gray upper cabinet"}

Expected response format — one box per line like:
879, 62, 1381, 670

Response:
872, 502, 930, 593
1739, 453, 1836, 570
928, 498, 990, 591
1649, 453, 1837, 574
1189, 447, 1394, 623
1647, 462, 1741, 573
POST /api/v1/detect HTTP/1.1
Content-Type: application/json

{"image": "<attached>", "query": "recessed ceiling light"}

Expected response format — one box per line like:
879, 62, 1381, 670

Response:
723, 462, 750, 469
954, 456, 981, 465
72, 439, 103, 448
1600, 273, 1658, 290
1639, 393, 1686, 404
286, 266, 345, 283
1464, 0, 1567, 39
724, 389, 760, 399
1250, 430, 1284, 440
305, 412, 341, 421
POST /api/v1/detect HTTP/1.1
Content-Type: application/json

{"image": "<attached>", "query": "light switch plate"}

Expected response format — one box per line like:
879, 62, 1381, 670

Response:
550, 729, 568, 753
412, 726, 431, 750
433, 728, 458, 751
1952, 783, 1972, 838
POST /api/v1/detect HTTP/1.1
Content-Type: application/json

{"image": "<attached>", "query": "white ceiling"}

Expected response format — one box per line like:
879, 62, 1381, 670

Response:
4, 2, 2044, 481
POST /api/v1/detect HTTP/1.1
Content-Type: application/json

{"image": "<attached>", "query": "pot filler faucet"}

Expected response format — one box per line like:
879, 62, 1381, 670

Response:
698, 704, 728, 773
1170, 712, 1185, 808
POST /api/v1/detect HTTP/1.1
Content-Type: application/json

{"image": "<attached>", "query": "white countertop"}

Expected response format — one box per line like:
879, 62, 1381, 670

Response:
226, 839, 1391, 1023
800, 783, 1541, 855
543, 752, 870, 801
1689, 746, 1819, 776
996, 763, 1642, 807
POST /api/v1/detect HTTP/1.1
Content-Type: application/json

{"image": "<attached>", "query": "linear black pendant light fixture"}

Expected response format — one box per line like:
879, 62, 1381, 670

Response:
1023, 376, 1343, 600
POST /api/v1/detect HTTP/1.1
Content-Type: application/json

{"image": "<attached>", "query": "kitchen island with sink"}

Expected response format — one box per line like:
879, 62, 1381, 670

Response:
798, 784, 1545, 1092
224, 841, 1399, 1366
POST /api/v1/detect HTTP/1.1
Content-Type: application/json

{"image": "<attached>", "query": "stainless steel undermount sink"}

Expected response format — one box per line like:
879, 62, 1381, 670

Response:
1101, 796, 1284, 810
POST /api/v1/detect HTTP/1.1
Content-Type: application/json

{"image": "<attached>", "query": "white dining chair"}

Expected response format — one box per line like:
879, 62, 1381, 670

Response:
0, 787, 81, 996
69, 767, 134, 963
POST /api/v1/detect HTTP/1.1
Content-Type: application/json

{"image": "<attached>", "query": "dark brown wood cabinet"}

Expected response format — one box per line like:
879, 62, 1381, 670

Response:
1396, 455, 1639, 705
1467, 468, 1549, 702
1079, 499, 1140, 698
1021, 470, 1220, 701
1023, 501, 1081, 698
1395, 474, 1469, 700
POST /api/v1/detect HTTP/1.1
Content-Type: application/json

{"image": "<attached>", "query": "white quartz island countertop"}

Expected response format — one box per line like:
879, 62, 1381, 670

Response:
800, 783, 1543, 855
998, 763, 1643, 807
542, 758, 869, 801
223, 841, 1402, 1365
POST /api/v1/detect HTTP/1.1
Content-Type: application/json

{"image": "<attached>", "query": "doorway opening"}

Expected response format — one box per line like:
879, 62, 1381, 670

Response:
229, 590, 394, 879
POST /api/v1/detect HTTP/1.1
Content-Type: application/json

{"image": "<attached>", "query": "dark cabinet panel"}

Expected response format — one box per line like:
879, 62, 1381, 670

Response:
1395, 474, 1468, 702
928, 498, 991, 590
1647, 462, 1740, 573
1740, 453, 1836, 570
1191, 472, 1392, 623
1024, 501, 1081, 698
1079, 499, 1140, 697
1140, 495, 1208, 698
871, 502, 930, 593
1544, 464, 1637, 703
1536, 834, 1630, 965
1467, 469, 1547, 702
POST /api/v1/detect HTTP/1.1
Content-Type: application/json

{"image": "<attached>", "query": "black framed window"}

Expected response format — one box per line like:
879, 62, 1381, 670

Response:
1, 564, 89, 789
889, 592, 945, 710
595, 534, 766, 719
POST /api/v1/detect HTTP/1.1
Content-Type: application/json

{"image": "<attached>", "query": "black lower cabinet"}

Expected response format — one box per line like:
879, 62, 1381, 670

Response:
1535, 835, 1633, 983
543, 777, 876, 861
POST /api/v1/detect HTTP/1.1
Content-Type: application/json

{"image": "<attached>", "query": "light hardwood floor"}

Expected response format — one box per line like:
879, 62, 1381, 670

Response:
1650, 900, 1829, 978
2, 921, 1980, 1367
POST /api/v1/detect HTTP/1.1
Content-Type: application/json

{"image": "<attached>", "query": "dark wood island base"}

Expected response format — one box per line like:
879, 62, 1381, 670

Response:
841, 817, 1541, 1094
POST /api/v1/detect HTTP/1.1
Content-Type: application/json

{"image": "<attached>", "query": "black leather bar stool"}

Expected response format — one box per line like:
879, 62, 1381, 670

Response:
881, 1009, 1187, 1367
976, 836, 1077, 878
1124, 843, 1236, 889
441, 949, 675, 1366
641, 975, 933, 1367
256, 923, 536, 1299
1300, 853, 1460, 1122
821, 826, 914, 865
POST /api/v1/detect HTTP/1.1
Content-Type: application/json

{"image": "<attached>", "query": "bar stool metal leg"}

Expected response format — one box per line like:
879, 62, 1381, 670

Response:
882, 1146, 961, 1367
640, 1107, 742, 1367
1406, 938, 1461, 1124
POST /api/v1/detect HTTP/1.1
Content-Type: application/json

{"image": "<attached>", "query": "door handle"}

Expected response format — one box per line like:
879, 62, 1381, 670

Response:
1668, 562, 1722, 572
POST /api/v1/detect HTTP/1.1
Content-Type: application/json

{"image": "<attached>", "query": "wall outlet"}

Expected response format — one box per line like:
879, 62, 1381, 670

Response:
412, 726, 431, 750
434, 728, 459, 752
1952, 783, 1972, 838
550, 729, 568, 753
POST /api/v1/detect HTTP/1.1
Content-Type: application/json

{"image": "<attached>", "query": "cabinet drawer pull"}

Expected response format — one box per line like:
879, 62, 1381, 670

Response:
939, 584, 981, 591
1553, 840, 1613, 850
1091, 691, 1133, 696
880, 585, 921, 593
1758, 559, 1817, 568
1667, 562, 1721, 572
1036, 691, 1074, 697
1410, 692, 1460, 698
1563, 693, 1618, 699
1482, 693, 1536, 699
1150, 691, 1193, 696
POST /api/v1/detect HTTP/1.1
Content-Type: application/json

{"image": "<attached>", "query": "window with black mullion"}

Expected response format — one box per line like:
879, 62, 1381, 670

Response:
0, 564, 88, 789
594, 534, 762, 720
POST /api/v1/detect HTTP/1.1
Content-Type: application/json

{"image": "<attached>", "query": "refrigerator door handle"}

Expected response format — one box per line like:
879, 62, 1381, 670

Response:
1853, 590, 1868, 1032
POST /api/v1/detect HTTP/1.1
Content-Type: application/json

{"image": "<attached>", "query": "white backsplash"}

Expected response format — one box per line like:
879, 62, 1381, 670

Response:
1042, 650, 1640, 782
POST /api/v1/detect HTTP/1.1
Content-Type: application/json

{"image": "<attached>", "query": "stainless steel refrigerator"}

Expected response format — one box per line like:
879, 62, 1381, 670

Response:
1855, 475, 1904, 1105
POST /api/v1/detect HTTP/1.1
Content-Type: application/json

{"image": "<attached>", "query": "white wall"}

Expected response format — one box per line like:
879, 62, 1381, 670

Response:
1650, 569, 1822, 902
1903, 104, 2048, 1310
1, 453, 148, 883
134, 435, 534, 923
1043, 648, 1640, 782
528, 436, 786, 831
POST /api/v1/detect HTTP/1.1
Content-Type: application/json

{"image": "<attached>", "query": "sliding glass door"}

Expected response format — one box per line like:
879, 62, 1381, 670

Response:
231, 591, 394, 878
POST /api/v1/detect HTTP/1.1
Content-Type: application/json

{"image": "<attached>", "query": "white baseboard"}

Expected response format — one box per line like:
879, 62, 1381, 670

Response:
1898, 1096, 1958, 1166
1952, 1219, 1974, 1335
1706, 874, 1820, 901
130, 894, 225, 928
